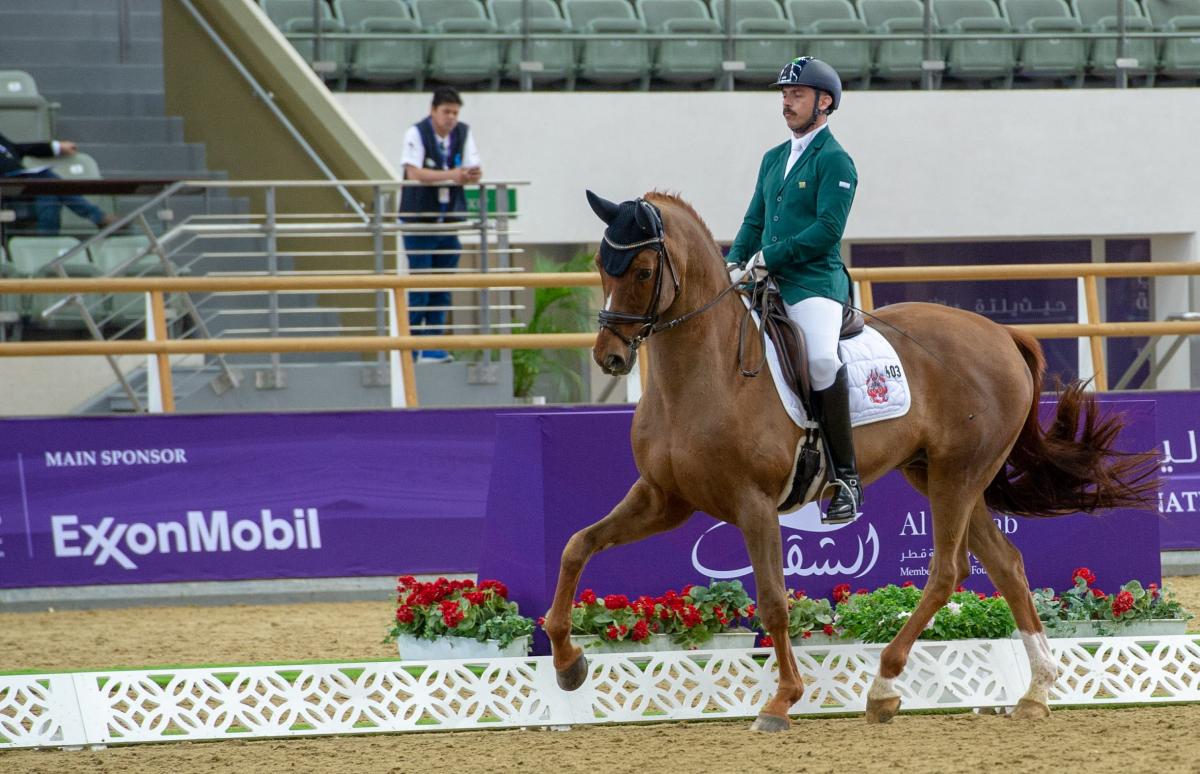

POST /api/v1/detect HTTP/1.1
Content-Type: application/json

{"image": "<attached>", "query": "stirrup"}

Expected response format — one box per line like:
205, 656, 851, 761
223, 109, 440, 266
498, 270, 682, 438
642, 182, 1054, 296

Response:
821, 478, 862, 525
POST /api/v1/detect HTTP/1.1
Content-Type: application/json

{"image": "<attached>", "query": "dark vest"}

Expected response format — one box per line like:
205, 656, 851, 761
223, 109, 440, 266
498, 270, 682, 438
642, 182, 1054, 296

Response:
399, 117, 469, 223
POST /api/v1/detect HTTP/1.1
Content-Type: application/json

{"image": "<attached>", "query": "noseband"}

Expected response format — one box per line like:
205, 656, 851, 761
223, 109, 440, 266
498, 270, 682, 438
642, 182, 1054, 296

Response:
596, 199, 740, 362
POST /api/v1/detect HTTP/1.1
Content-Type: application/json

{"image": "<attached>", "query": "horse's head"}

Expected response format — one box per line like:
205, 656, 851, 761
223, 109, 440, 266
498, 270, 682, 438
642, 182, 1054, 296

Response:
587, 190, 682, 376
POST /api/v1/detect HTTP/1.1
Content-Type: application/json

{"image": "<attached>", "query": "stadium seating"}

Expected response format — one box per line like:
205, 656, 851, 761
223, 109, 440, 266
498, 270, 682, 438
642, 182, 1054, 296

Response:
564, 0, 652, 88
1072, 0, 1158, 82
637, 0, 725, 85
489, 0, 577, 87
413, 0, 503, 88
261, 1, 349, 85
860, 0, 927, 84
784, 0, 872, 85
0, 70, 53, 141
7, 236, 103, 329
711, 0, 796, 83
17, 150, 111, 235
1144, 0, 1200, 81
334, 0, 425, 88
934, 0, 1016, 85
1000, 0, 1087, 85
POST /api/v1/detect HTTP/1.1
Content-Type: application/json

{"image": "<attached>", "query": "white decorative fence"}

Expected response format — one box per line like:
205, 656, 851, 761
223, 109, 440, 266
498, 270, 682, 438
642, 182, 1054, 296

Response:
3, 636, 1200, 749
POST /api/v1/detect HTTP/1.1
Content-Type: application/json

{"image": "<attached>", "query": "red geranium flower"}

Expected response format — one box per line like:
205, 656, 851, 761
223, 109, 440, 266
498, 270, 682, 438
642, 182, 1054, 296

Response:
955, 585, 966, 593
439, 599, 465, 628
822, 623, 835, 636
1112, 590, 1135, 616
681, 584, 695, 598
901, 581, 915, 588
605, 624, 620, 640
464, 591, 486, 606
831, 584, 852, 604
680, 604, 702, 628
1092, 588, 1106, 599
977, 593, 987, 600
396, 606, 415, 624
631, 620, 650, 642
479, 579, 508, 598
993, 591, 1003, 598
1148, 582, 1160, 598
760, 635, 774, 647
855, 588, 869, 596
579, 588, 597, 605
802, 630, 812, 639
604, 594, 630, 610
536, 616, 546, 626
794, 589, 807, 599
1072, 567, 1096, 586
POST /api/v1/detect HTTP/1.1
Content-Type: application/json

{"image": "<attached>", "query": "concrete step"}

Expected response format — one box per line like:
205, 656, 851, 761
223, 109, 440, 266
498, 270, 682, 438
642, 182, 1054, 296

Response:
16, 64, 163, 94
51, 91, 164, 117
0, 11, 161, 40
85, 142, 206, 174
0, 37, 162, 66
55, 115, 184, 144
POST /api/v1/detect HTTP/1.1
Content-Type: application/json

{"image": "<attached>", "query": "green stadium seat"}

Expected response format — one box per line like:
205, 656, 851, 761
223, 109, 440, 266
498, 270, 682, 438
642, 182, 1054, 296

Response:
861, 0, 927, 83
489, 0, 577, 87
284, 17, 351, 86
7, 236, 104, 330
711, 0, 797, 83
1072, 0, 1158, 82
348, 17, 426, 87
18, 151, 112, 235
89, 235, 159, 329
785, 0, 873, 85
261, 0, 333, 27
335, 0, 410, 28
414, 0, 503, 88
1144, 0, 1200, 80
564, 0, 652, 88
0, 70, 54, 142
934, 0, 1016, 84
638, 0, 724, 85
1001, 0, 1087, 84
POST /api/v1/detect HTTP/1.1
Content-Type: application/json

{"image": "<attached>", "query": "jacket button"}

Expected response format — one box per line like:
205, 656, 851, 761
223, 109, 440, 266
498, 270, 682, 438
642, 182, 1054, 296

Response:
776, 196, 782, 202
772, 215, 779, 222
771, 236, 778, 242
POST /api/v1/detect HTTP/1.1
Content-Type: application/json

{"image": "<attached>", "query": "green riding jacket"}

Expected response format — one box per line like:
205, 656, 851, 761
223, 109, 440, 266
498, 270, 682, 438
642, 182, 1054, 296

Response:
726, 128, 858, 305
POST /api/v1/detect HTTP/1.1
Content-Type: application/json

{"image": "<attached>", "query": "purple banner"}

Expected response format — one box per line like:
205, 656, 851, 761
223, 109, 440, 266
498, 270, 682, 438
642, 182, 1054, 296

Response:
480, 399, 1161, 622
1155, 391, 1200, 550
0, 406, 627, 589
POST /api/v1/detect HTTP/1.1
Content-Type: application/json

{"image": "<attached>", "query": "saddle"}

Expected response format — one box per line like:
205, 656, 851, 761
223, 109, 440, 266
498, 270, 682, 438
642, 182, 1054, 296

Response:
749, 280, 864, 410
745, 280, 864, 513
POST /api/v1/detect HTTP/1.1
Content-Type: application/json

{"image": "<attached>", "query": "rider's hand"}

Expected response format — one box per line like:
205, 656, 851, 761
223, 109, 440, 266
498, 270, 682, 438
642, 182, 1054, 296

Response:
746, 251, 768, 281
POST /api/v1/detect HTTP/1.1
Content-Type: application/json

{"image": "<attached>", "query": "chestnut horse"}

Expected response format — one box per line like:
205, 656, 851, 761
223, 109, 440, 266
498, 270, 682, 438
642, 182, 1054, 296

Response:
541, 191, 1157, 731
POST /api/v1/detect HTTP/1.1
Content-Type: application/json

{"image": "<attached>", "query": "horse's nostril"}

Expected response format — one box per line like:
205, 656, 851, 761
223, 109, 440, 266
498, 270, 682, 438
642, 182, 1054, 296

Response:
604, 354, 626, 373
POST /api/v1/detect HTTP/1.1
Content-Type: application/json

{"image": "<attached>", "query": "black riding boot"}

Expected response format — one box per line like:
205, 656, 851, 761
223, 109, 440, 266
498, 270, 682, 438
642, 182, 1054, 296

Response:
811, 365, 863, 525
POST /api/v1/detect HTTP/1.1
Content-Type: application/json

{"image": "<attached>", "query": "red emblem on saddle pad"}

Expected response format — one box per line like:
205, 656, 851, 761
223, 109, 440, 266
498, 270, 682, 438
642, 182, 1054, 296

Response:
866, 369, 889, 404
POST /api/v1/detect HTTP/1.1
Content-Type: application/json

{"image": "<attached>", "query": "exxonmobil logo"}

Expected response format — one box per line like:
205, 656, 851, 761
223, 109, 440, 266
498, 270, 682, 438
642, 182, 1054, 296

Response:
50, 509, 322, 569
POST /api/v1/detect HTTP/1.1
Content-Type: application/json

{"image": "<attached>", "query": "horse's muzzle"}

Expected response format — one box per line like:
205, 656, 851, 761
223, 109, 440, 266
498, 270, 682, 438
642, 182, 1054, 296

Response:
598, 351, 633, 376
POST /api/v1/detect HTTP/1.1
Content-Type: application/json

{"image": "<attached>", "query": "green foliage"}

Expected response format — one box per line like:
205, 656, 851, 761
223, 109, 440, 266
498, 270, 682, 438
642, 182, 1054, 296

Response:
833, 585, 1016, 643
1032, 572, 1194, 636
512, 252, 596, 400
783, 592, 835, 639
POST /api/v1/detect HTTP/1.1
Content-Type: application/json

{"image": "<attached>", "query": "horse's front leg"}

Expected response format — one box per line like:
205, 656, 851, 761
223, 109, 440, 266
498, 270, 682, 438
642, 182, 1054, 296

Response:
737, 499, 805, 732
545, 478, 692, 690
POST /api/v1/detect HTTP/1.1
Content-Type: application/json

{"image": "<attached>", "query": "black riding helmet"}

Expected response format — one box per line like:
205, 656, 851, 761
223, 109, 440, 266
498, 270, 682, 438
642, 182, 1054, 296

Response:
772, 57, 843, 133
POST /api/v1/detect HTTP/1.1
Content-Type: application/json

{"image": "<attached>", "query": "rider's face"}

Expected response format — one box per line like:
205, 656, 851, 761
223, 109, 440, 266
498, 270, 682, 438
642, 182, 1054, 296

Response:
780, 86, 825, 135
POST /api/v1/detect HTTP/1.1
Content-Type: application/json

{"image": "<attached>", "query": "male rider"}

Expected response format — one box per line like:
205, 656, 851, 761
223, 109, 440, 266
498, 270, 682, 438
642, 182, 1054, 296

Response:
726, 57, 862, 525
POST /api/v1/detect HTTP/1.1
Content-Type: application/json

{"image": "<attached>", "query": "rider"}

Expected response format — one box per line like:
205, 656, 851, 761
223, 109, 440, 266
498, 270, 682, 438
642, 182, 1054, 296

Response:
726, 56, 862, 525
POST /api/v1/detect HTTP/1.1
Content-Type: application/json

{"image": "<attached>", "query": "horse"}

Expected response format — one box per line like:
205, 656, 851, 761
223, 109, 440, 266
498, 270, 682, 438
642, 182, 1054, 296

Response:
540, 190, 1158, 731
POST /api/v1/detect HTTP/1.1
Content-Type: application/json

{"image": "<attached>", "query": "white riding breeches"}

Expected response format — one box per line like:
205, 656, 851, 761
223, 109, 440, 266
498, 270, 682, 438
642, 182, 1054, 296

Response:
784, 296, 844, 391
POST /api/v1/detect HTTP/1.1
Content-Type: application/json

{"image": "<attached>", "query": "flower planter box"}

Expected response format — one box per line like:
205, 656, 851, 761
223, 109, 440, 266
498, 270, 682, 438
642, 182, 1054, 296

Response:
396, 634, 530, 661
1040, 619, 1189, 638
572, 633, 672, 654
704, 629, 759, 649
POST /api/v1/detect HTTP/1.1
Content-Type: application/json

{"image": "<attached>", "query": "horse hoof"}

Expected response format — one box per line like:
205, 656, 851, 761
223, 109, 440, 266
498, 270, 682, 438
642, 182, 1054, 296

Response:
556, 652, 588, 692
1009, 698, 1050, 720
865, 695, 901, 724
749, 712, 791, 733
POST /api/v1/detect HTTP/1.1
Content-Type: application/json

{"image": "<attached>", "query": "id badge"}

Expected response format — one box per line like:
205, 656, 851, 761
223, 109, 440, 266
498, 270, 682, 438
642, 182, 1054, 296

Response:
438, 187, 450, 205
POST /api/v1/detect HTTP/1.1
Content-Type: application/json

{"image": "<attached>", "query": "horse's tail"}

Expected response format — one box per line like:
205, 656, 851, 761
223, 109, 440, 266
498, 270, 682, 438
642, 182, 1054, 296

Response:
982, 327, 1159, 518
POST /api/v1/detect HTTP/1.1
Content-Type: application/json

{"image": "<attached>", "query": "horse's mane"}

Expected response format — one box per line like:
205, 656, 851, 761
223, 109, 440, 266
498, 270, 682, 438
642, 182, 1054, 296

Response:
644, 190, 717, 248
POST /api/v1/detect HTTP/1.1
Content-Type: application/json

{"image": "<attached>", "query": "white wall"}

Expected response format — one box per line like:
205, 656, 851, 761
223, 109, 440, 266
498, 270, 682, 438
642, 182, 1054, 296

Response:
337, 89, 1200, 245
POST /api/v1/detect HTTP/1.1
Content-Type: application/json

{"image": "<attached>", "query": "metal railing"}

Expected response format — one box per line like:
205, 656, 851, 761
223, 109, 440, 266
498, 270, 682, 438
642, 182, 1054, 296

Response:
2, 259, 1198, 411
8, 178, 527, 412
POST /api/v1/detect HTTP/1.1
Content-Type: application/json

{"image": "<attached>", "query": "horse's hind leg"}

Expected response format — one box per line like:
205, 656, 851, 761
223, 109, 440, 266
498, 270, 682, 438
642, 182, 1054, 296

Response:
966, 498, 1056, 719
867, 464, 979, 723
544, 478, 692, 690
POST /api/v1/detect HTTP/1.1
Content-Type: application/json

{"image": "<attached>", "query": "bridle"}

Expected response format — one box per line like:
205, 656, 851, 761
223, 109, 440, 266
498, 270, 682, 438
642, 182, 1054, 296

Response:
596, 199, 740, 361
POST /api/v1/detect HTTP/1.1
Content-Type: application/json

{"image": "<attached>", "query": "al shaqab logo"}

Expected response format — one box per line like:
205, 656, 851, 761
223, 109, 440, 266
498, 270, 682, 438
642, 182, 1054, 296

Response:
691, 503, 880, 579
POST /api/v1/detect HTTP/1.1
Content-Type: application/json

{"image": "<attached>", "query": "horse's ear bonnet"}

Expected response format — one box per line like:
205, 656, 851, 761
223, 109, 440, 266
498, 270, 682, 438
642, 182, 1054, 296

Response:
586, 190, 663, 278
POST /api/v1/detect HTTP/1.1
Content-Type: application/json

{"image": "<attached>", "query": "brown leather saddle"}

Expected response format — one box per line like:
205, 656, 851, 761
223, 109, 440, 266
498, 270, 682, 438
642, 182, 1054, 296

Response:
750, 281, 864, 411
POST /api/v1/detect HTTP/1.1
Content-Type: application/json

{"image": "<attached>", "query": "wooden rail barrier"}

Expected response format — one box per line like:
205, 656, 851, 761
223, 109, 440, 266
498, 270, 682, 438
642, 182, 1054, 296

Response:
2, 261, 1199, 407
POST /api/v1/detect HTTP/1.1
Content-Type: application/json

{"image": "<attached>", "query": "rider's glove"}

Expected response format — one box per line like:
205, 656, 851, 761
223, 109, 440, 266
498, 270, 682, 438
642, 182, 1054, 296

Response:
726, 252, 768, 285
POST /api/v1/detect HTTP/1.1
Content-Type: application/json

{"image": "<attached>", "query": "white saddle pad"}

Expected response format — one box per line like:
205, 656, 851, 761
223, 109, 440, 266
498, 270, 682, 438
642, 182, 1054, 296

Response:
748, 304, 912, 429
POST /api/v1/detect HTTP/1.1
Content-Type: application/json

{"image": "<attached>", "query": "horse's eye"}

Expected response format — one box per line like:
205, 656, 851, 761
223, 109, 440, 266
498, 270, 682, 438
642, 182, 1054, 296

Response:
636, 268, 652, 281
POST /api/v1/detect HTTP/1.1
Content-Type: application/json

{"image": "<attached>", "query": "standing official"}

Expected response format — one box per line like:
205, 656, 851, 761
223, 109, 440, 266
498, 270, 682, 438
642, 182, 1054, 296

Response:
399, 87, 482, 363
726, 57, 862, 525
